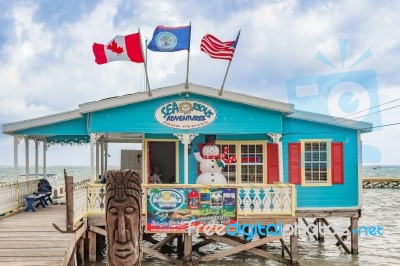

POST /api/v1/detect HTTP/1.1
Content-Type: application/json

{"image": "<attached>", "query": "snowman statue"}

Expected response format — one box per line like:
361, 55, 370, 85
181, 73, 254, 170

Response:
194, 136, 237, 184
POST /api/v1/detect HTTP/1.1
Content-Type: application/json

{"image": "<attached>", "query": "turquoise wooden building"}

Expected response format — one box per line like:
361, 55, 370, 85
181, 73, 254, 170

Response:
2, 83, 371, 213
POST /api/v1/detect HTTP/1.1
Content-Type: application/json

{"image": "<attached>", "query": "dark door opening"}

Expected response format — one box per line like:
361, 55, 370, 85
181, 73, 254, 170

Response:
148, 141, 177, 183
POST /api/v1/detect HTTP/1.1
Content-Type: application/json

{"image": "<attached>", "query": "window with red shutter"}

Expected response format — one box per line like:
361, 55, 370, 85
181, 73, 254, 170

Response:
267, 143, 279, 183
331, 142, 344, 184
288, 143, 301, 184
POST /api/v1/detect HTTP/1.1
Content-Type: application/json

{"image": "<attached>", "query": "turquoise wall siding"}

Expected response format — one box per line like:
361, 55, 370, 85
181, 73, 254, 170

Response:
282, 117, 359, 208
90, 93, 282, 134
15, 115, 88, 135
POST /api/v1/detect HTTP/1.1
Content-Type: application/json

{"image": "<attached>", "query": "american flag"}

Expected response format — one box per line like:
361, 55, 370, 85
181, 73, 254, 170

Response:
200, 33, 238, 61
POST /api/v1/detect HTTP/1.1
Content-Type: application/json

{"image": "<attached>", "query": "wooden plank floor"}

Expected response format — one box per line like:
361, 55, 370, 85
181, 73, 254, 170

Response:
0, 204, 77, 266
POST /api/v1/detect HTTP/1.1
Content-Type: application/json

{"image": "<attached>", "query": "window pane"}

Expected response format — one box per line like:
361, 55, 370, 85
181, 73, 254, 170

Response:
305, 152, 311, 161
305, 173, 312, 181
305, 143, 312, 151
249, 145, 256, 153
320, 163, 327, 171
320, 142, 327, 151
320, 152, 327, 161
320, 172, 327, 181
312, 163, 319, 171
312, 143, 319, 151
241, 145, 248, 153
305, 163, 312, 170
256, 145, 263, 153
312, 152, 319, 161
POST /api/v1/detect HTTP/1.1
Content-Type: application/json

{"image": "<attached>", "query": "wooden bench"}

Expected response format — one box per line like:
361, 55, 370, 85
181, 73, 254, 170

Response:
24, 193, 47, 212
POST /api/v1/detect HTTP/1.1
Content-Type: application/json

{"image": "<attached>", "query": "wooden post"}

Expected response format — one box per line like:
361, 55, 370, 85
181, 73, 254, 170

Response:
106, 170, 142, 266
290, 235, 299, 265
351, 217, 359, 254
177, 235, 183, 256
65, 169, 74, 232
88, 231, 96, 263
43, 142, 47, 179
183, 233, 192, 261
79, 237, 85, 266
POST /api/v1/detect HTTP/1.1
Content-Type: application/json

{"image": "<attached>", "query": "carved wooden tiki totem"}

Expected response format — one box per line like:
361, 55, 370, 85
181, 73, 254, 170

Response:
106, 170, 142, 266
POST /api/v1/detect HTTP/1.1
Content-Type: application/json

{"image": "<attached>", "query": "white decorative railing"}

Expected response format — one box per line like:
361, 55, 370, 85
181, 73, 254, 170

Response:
238, 184, 295, 216
73, 179, 90, 223
0, 179, 38, 218
87, 183, 106, 214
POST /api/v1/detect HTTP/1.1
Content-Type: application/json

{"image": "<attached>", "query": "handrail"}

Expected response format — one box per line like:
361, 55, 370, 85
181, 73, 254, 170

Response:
0, 179, 38, 218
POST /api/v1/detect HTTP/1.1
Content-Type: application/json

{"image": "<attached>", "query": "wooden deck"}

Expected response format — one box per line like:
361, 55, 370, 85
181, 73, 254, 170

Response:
0, 204, 85, 266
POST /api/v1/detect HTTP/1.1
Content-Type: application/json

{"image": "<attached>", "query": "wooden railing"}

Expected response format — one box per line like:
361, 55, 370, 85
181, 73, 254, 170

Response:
0, 179, 38, 218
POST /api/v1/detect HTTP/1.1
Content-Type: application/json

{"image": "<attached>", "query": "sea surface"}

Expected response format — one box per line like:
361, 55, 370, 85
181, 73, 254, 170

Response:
0, 165, 399, 265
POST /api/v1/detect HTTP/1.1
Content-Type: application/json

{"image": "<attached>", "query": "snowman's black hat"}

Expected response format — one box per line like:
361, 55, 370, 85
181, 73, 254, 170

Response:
205, 135, 216, 144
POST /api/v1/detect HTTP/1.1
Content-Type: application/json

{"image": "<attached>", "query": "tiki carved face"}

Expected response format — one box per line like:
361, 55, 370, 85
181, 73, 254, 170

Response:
106, 171, 142, 266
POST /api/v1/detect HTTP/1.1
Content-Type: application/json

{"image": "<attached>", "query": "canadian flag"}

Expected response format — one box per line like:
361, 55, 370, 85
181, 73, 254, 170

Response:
92, 33, 144, 64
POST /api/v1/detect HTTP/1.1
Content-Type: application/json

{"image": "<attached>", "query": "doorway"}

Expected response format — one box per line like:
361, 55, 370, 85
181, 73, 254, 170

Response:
147, 141, 178, 184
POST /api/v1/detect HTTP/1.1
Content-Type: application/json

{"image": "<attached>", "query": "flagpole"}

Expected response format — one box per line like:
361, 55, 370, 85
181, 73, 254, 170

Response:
185, 22, 191, 90
139, 28, 152, 97
219, 29, 241, 96
145, 38, 148, 92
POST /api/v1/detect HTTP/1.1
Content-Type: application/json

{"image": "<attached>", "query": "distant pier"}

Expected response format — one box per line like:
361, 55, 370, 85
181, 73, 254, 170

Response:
363, 178, 400, 188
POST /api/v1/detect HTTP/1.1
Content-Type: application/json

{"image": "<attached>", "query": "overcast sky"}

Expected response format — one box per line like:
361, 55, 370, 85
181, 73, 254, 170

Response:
0, 0, 399, 166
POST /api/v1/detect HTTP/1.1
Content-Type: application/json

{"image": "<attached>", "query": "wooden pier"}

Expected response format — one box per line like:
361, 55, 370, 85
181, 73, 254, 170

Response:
0, 204, 86, 266
363, 178, 400, 188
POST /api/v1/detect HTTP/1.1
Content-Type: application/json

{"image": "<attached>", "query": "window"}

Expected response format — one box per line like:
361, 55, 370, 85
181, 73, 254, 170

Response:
217, 142, 265, 184
302, 140, 330, 185
241, 144, 263, 183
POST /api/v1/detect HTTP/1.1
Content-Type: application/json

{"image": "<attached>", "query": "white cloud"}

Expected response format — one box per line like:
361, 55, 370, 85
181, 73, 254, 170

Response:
0, 0, 400, 165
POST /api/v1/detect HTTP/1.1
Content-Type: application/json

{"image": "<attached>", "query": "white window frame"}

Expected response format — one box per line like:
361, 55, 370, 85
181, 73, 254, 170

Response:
300, 139, 332, 186
216, 141, 267, 184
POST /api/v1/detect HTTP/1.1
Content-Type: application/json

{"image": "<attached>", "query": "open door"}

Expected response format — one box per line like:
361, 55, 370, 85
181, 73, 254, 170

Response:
147, 141, 177, 184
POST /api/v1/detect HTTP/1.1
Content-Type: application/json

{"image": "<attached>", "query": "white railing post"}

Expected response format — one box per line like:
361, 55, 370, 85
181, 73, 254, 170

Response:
13, 136, 19, 182
90, 133, 96, 181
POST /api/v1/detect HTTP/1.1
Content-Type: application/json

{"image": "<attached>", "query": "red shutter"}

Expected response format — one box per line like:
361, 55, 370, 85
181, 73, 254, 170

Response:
267, 143, 279, 183
331, 142, 344, 184
288, 143, 301, 184
197, 143, 205, 176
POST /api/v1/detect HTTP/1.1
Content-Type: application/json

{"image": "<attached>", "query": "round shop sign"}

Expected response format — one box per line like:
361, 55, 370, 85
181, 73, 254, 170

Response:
155, 100, 217, 129
150, 189, 184, 212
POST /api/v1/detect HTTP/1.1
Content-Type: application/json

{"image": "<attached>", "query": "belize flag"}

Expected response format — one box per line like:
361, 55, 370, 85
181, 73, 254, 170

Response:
148, 25, 191, 52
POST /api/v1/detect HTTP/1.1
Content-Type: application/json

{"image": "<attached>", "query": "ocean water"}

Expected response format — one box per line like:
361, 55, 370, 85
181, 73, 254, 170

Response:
1, 165, 399, 265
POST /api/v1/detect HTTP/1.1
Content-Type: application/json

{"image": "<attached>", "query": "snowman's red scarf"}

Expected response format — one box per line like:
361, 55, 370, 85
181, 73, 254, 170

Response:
203, 146, 237, 165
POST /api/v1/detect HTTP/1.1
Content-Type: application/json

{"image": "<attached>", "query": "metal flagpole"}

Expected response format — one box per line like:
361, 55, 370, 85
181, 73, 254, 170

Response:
185, 22, 192, 90
219, 29, 241, 96
145, 38, 148, 92
138, 28, 152, 97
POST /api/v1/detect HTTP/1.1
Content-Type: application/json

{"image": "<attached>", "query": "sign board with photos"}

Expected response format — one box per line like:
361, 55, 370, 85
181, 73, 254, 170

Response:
146, 187, 237, 233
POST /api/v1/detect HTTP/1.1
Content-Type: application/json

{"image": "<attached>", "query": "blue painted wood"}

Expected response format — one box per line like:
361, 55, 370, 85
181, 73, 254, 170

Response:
90, 94, 282, 134
282, 117, 359, 208
24, 194, 47, 212
15, 115, 88, 135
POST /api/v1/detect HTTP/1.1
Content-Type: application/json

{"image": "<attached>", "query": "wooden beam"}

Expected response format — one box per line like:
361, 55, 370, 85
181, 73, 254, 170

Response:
89, 226, 106, 237
183, 233, 192, 261
296, 210, 360, 218
320, 218, 351, 254
279, 239, 291, 259
143, 246, 179, 265
199, 234, 287, 264
351, 217, 359, 254
79, 237, 85, 266
151, 234, 176, 250
301, 218, 318, 240
88, 231, 96, 263
290, 235, 299, 265
192, 238, 215, 251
